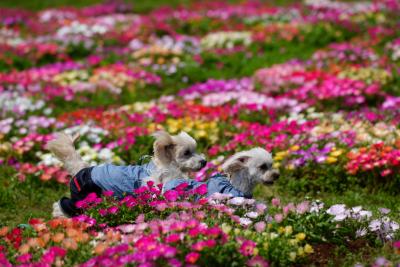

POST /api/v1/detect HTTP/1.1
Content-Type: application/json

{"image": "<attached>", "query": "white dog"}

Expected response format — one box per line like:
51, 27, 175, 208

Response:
46, 130, 206, 217
220, 147, 279, 196
46, 130, 206, 184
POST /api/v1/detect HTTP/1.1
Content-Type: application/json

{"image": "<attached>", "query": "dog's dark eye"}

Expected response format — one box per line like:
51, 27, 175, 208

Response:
259, 164, 270, 171
183, 150, 192, 157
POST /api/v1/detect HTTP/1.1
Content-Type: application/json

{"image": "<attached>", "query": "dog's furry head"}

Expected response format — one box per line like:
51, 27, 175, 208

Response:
221, 147, 279, 195
152, 131, 207, 173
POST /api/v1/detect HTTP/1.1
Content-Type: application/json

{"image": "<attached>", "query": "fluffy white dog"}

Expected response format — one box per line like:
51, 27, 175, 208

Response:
220, 147, 280, 196
46, 130, 207, 184
46, 130, 206, 217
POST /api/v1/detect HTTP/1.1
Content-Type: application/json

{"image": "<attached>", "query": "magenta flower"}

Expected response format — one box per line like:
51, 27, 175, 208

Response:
165, 233, 180, 243
16, 253, 32, 263
247, 256, 269, 267
107, 206, 119, 214
103, 191, 114, 197
164, 190, 179, 202
98, 209, 108, 217
195, 184, 208, 195
185, 252, 200, 264
240, 240, 257, 256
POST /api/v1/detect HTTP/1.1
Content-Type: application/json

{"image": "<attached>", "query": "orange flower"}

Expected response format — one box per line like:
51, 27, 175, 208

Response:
0, 226, 9, 236
52, 232, 65, 243
62, 238, 78, 250
66, 228, 79, 238
18, 243, 30, 254
48, 218, 63, 229
94, 243, 108, 255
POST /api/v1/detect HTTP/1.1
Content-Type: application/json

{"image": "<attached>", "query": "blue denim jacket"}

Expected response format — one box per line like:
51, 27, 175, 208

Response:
90, 162, 250, 199
91, 161, 155, 199
164, 174, 252, 198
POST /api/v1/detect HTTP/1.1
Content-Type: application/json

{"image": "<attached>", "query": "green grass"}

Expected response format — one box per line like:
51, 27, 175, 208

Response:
0, 166, 68, 227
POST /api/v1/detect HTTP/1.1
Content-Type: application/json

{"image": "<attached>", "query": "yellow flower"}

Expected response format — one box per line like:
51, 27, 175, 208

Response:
263, 242, 269, 250
297, 247, 304, 256
326, 157, 338, 163
221, 223, 232, 234
234, 228, 241, 235
290, 145, 300, 151
304, 244, 314, 254
253, 248, 259, 256
284, 226, 293, 235
289, 252, 297, 261
270, 232, 278, 240
330, 150, 343, 157
289, 239, 298, 245
296, 233, 306, 241
273, 162, 281, 169
287, 164, 295, 170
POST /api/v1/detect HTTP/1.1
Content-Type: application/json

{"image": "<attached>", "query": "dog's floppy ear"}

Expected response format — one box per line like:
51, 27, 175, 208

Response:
153, 131, 175, 167
221, 154, 250, 175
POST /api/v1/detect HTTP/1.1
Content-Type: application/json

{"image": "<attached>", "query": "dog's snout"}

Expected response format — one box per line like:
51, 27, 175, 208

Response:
271, 170, 280, 180
200, 159, 207, 168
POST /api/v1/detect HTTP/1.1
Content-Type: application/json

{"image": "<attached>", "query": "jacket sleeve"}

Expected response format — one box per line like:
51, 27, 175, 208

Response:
206, 176, 247, 198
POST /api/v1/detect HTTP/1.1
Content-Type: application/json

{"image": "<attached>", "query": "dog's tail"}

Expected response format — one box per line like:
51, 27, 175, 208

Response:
45, 132, 89, 176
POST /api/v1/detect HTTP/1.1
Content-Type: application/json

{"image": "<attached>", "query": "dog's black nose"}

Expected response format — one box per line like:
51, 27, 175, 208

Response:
271, 171, 280, 180
200, 159, 207, 168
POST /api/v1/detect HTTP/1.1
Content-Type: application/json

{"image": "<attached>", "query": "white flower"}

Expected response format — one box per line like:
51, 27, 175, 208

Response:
245, 212, 259, 219
327, 204, 346, 216
352, 206, 362, 213
239, 217, 252, 226
228, 197, 245, 206
359, 210, 372, 219
355, 228, 367, 238
334, 214, 347, 221
390, 222, 399, 231
369, 220, 381, 231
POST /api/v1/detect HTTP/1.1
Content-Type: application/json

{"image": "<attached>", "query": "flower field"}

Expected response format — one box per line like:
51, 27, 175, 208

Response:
0, 0, 400, 266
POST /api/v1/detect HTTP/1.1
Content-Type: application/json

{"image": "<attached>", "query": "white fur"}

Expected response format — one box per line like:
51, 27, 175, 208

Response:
151, 131, 206, 184
222, 147, 279, 196
52, 201, 69, 218
46, 130, 206, 184
45, 132, 89, 176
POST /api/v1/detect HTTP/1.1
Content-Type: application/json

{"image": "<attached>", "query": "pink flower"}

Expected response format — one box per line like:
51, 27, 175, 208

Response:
254, 221, 266, 233
274, 214, 283, 223
98, 209, 108, 217
240, 240, 256, 256
195, 184, 208, 195
165, 234, 180, 243
107, 206, 119, 214
168, 258, 182, 267
271, 198, 280, 207
164, 190, 179, 202
185, 252, 200, 264
283, 203, 295, 214
247, 256, 269, 267
296, 201, 310, 214
103, 191, 114, 197
16, 253, 32, 263
256, 203, 267, 214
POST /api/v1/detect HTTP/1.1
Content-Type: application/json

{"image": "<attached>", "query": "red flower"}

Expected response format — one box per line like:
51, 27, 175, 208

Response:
185, 252, 200, 264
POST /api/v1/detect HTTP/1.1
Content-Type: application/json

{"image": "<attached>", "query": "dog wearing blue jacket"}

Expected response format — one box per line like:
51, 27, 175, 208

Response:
47, 130, 207, 217
47, 131, 279, 217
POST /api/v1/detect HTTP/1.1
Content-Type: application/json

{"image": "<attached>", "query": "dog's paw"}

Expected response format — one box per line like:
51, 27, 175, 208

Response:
52, 201, 69, 218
